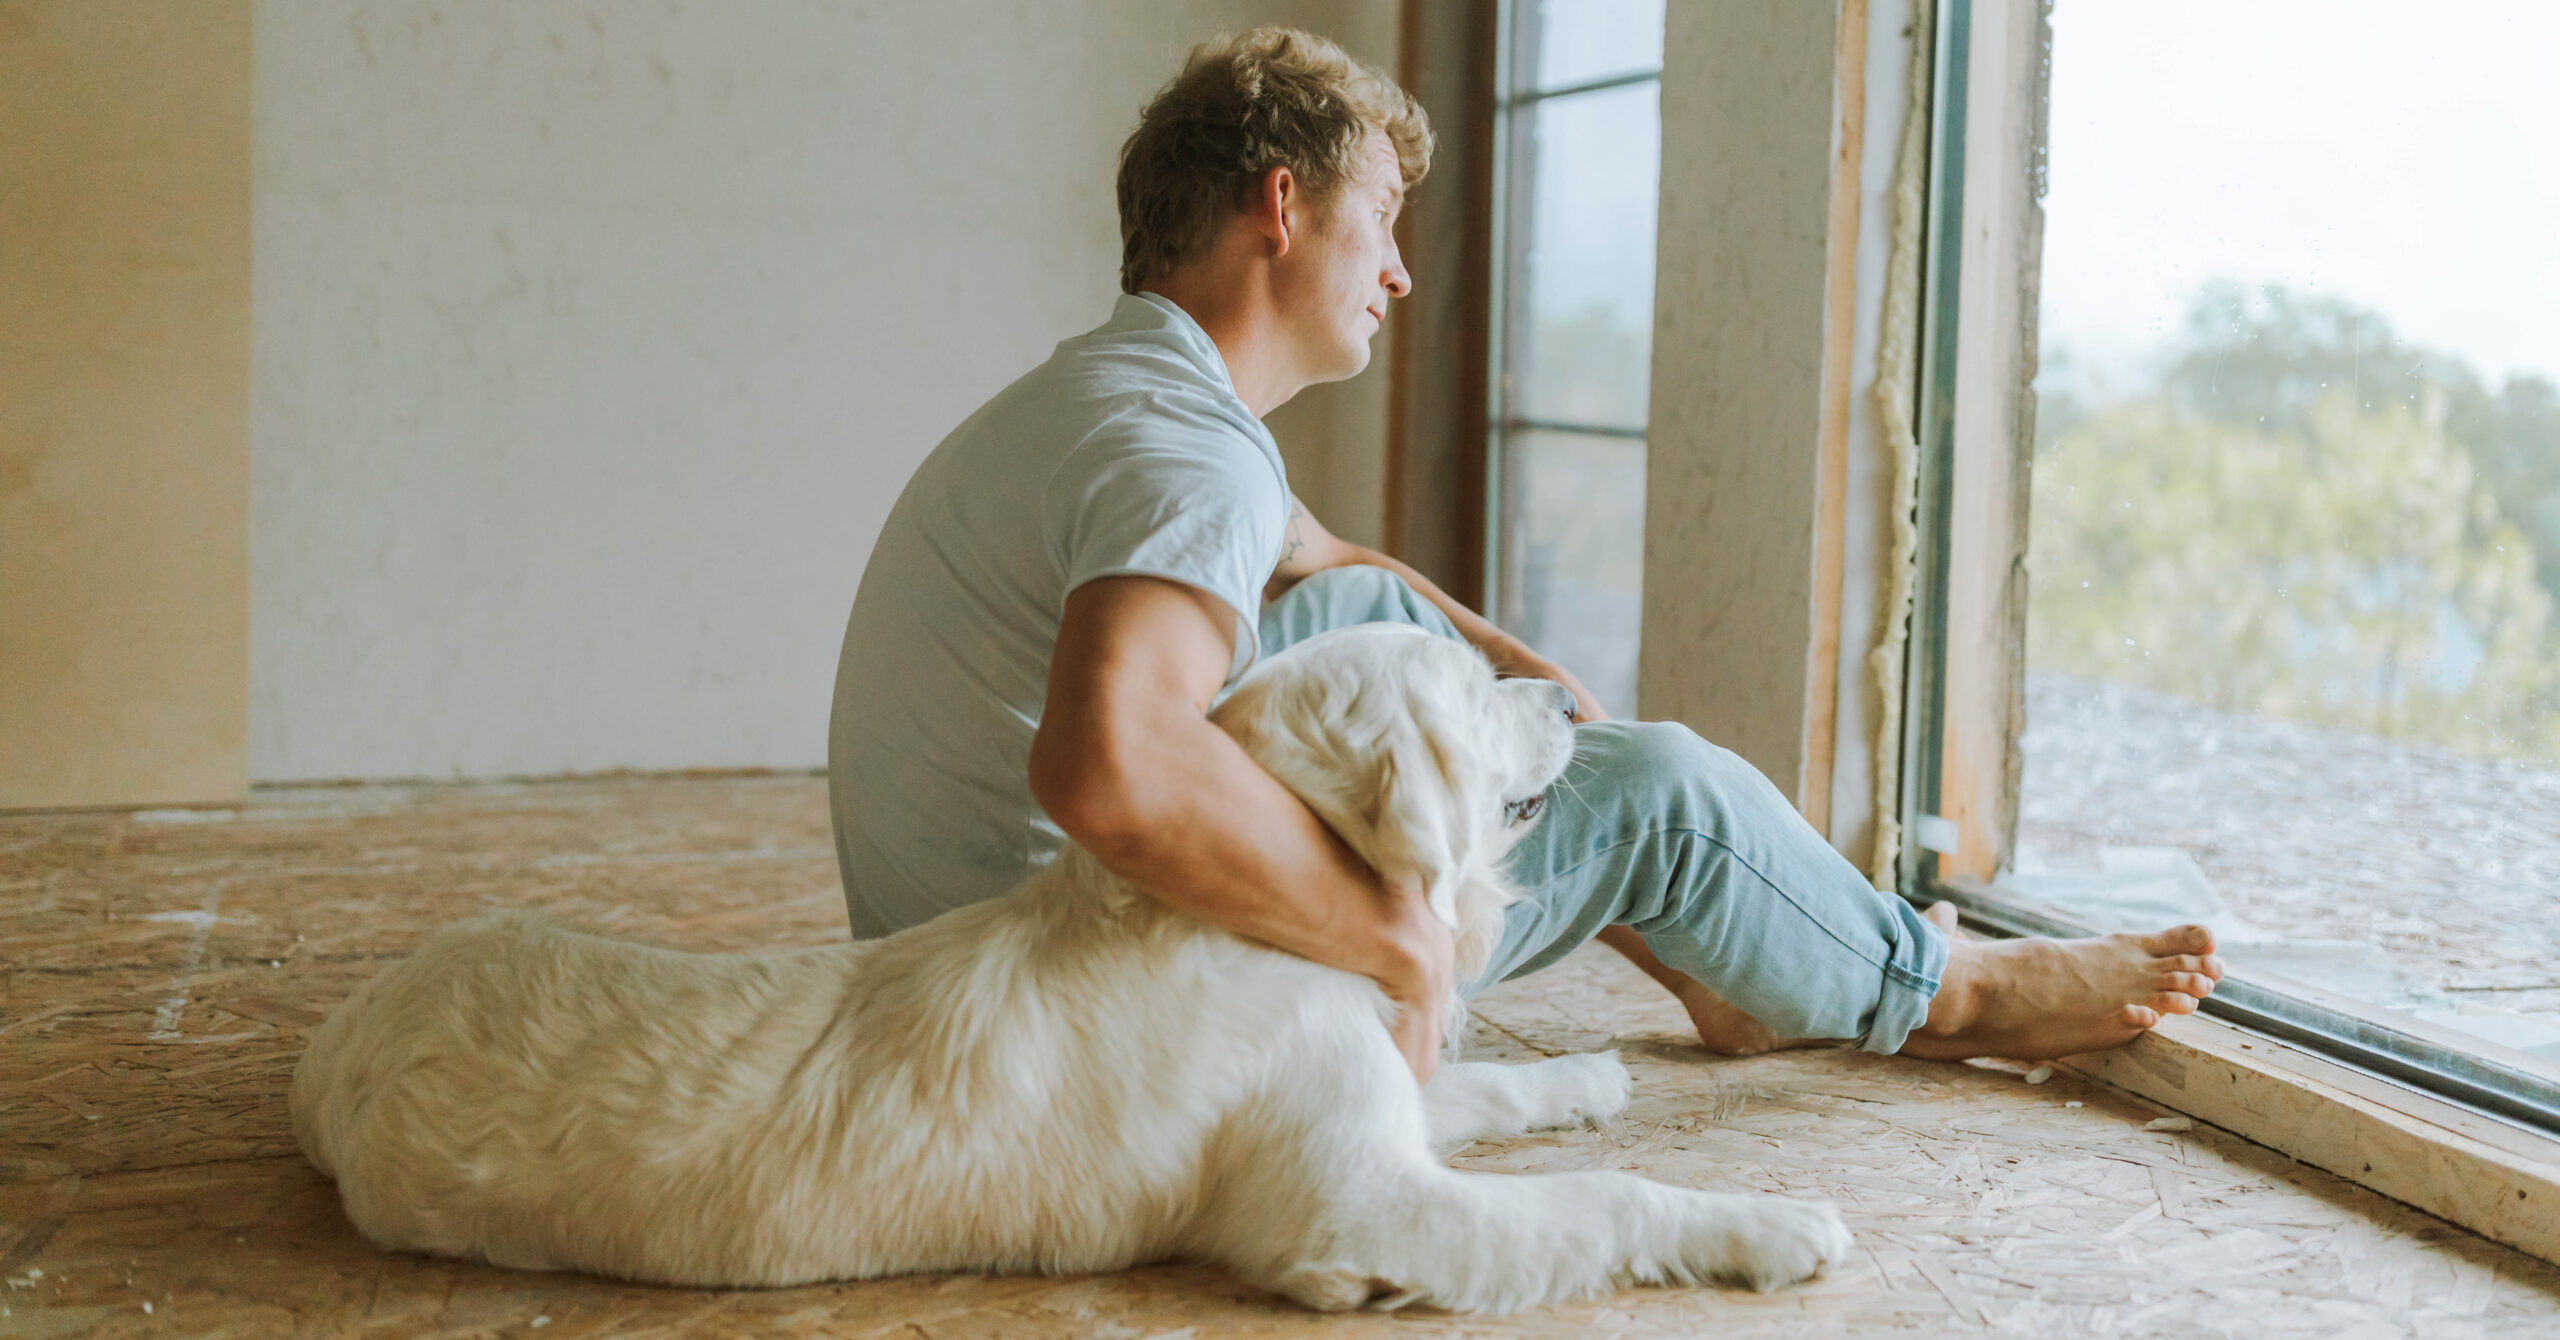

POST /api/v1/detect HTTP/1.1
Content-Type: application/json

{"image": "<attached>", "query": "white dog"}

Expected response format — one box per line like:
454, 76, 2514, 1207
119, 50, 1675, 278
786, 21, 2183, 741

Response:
292, 625, 1851, 1313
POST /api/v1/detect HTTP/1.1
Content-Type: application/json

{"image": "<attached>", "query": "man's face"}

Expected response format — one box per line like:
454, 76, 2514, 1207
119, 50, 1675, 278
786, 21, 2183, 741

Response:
1274, 130, 1412, 384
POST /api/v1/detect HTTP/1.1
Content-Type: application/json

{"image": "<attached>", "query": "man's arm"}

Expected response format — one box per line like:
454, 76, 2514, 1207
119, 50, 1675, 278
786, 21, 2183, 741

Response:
1026, 574, 1457, 1082
1264, 498, 1610, 722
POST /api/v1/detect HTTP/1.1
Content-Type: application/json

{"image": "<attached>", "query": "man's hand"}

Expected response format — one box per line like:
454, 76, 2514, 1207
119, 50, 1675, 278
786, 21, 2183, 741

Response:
1378, 893, 1457, 1084
1488, 645, 1608, 724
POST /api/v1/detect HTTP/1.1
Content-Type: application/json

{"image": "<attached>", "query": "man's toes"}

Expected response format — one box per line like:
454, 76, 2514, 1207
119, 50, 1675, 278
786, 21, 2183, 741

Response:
2117, 1003, 2162, 1029
2139, 924, 2218, 957
2148, 991, 2202, 1016
2160, 971, 2217, 998
2158, 953, 2228, 982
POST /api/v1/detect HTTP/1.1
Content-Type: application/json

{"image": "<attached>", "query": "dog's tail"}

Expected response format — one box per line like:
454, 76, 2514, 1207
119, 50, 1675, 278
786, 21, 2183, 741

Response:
289, 910, 566, 1179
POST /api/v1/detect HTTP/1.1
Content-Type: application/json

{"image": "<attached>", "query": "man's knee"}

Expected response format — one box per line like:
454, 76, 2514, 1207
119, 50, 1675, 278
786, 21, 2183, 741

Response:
1295, 562, 1408, 607
1291, 564, 1456, 639
1572, 721, 1798, 835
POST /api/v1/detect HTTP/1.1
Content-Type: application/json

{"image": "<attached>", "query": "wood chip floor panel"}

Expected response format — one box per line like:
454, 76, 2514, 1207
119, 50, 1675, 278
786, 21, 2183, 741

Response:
5, 775, 2557, 1336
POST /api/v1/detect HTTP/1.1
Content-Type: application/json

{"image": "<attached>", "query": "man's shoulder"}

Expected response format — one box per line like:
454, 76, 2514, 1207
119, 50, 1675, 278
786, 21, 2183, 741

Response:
898, 298, 1287, 547
950, 348, 1266, 481
950, 312, 1214, 432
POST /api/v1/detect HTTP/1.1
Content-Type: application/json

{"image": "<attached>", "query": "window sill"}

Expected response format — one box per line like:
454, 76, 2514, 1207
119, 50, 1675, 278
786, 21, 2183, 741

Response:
2061, 1010, 2560, 1266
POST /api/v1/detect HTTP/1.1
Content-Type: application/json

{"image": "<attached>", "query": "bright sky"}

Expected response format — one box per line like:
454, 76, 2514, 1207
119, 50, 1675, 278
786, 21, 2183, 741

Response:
1518, 0, 1664, 339
1532, 0, 1664, 90
2039, 0, 2560, 389
1524, 82, 1659, 333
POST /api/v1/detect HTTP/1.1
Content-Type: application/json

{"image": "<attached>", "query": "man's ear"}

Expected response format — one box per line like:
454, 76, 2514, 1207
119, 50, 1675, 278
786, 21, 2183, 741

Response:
1254, 164, 1299, 259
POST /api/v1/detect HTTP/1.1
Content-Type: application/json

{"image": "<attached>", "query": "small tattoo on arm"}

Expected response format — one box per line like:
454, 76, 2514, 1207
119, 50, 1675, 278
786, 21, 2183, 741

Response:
1279, 501, 1307, 567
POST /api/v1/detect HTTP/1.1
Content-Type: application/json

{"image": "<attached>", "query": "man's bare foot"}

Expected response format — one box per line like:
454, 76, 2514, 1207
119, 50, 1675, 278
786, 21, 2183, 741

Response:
1594, 925, 1826, 1057
1667, 975, 1830, 1057
1899, 922, 2226, 1062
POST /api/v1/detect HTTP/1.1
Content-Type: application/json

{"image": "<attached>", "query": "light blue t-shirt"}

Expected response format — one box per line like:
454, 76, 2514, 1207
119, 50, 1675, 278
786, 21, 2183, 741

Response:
828, 293, 1291, 938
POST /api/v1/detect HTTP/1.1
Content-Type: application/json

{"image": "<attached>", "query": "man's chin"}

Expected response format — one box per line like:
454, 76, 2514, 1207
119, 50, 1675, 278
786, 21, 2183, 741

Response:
1289, 331, 1374, 389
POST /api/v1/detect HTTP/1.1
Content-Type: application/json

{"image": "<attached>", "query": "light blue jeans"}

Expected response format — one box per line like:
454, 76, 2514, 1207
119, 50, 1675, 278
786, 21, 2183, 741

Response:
1261, 565, 1949, 1053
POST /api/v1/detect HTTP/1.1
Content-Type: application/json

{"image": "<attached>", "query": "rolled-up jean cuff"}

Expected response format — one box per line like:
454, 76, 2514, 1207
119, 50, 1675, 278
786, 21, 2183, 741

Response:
1857, 899, 1951, 1054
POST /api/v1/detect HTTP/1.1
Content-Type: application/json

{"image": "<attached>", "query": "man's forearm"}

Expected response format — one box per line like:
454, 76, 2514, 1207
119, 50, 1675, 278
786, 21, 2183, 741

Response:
1337, 546, 1610, 722
1029, 578, 1444, 994
1043, 708, 1451, 1015
1341, 547, 1515, 657
1034, 575, 1459, 1082
1258, 501, 1602, 718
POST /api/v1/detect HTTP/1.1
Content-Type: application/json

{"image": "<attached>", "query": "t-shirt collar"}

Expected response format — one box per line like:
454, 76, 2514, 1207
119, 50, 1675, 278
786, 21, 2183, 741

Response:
1119, 291, 1244, 403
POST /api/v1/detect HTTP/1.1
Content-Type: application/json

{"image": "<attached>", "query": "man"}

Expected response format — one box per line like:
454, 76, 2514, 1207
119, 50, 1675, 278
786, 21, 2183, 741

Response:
829, 27, 2224, 1083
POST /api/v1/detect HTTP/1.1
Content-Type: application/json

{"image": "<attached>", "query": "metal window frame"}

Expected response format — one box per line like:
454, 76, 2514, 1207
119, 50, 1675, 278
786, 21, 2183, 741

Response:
1500, 418, 1647, 440
1482, 0, 1663, 628
1893, 0, 2560, 1142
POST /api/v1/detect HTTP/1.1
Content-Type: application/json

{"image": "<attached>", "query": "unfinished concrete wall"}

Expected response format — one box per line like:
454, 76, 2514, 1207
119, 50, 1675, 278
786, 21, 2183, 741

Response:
1640, 1, 1863, 810
247, 1, 1393, 783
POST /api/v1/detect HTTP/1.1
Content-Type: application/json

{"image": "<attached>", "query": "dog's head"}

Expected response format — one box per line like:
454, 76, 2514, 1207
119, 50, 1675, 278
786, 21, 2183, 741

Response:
1210, 625, 1579, 980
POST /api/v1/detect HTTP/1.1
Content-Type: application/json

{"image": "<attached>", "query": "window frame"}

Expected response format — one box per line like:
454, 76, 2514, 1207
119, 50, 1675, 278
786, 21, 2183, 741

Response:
1893, 0, 2560, 1143
1480, 0, 1664, 646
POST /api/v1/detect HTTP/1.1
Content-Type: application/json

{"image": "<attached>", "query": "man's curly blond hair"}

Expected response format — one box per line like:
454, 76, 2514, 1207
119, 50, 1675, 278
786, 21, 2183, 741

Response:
1116, 27, 1434, 294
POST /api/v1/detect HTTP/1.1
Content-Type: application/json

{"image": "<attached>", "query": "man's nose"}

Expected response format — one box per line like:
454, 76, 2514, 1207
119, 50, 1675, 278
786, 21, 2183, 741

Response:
1381, 243, 1412, 299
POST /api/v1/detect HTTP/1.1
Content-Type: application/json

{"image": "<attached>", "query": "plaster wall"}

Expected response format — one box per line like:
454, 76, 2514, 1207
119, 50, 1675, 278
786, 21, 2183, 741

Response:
1639, 1, 1848, 801
250, 0, 1393, 782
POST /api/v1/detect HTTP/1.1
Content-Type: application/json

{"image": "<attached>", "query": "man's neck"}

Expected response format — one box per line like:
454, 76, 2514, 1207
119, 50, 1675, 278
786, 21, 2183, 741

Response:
1141, 269, 1304, 419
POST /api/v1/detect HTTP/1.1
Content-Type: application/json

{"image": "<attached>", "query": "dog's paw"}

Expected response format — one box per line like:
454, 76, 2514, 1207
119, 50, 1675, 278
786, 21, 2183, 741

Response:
1265, 1262, 1420, 1312
1521, 1050, 1634, 1130
1701, 1197, 1854, 1293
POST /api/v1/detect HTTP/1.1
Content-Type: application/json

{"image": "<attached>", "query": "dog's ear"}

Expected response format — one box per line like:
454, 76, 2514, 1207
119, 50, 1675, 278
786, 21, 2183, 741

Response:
1216, 630, 1499, 935
1366, 716, 1473, 929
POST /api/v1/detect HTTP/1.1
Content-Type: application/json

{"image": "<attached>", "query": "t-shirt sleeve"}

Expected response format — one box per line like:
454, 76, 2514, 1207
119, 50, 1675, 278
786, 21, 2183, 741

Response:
1045, 420, 1287, 681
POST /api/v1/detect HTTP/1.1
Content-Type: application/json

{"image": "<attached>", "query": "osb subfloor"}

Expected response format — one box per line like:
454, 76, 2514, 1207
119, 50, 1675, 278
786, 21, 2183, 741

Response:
6, 776, 2560, 1338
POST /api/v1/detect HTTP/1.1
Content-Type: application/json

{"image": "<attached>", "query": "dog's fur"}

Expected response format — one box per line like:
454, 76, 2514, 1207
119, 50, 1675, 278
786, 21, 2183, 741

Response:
292, 625, 1851, 1313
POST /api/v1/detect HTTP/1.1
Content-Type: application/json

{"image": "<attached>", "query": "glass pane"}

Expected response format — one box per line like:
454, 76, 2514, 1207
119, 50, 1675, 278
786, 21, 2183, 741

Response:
1506, 430, 1645, 719
1509, 80, 1660, 433
2010, 1, 2560, 1061
1523, 0, 1666, 93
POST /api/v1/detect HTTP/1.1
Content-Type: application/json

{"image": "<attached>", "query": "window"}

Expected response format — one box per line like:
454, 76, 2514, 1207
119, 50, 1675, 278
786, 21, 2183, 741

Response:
1486, 0, 1665, 720
1907, 0, 2560, 1130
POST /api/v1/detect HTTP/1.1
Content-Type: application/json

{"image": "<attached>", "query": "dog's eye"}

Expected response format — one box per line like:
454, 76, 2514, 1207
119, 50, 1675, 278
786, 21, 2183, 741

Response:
1503, 794, 1547, 825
